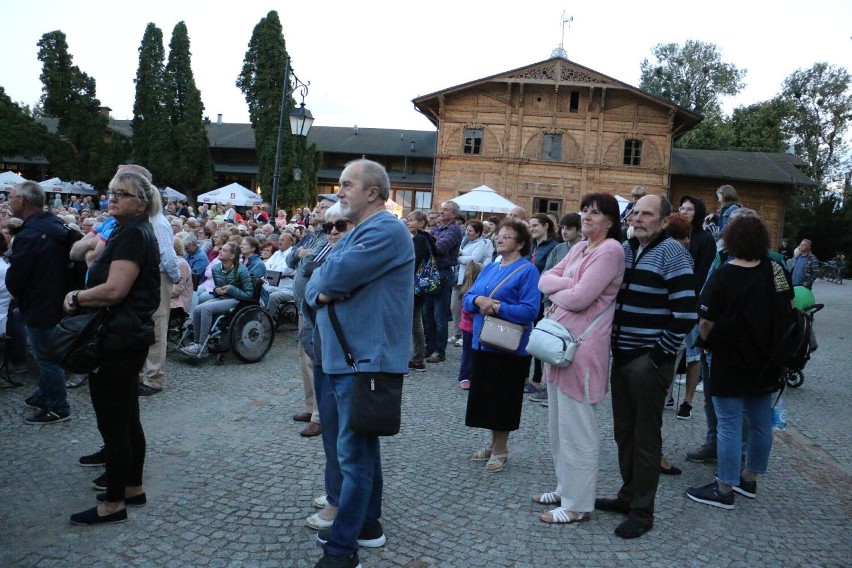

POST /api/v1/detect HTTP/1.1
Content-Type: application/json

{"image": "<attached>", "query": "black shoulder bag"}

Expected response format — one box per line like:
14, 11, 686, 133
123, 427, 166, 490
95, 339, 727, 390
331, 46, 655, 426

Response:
50, 307, 114, 374
328, 302, 403, 436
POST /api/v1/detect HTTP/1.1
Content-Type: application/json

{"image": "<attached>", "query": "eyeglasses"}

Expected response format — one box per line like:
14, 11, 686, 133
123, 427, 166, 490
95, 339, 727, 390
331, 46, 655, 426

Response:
322, 220, 351, 234
678, 206, 695, 213
107, 190, 138, 201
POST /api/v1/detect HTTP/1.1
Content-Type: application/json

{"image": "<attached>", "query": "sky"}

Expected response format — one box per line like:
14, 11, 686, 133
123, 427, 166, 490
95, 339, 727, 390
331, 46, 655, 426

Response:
2, 0, 850, 132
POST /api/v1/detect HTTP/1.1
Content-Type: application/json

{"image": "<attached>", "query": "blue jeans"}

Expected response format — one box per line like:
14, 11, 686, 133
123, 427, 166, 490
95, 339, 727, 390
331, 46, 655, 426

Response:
712, 394, 773, 485
314, 365, 342, 508
423, 269, 454, 357
458, 330, 473, 382
324, 372, 383, 558
703, 352, 750, 455
26, 324, 68, 413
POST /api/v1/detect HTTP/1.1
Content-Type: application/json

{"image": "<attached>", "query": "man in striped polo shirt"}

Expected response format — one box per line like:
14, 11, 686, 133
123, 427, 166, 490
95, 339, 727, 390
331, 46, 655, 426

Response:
596, 194, 697, 539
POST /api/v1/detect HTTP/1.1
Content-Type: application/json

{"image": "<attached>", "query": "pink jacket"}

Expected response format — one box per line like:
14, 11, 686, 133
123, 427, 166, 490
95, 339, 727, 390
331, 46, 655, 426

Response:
538, 240, 624, 403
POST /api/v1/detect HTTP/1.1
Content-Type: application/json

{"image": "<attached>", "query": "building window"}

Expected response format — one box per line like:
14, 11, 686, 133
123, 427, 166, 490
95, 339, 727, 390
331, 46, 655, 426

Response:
415, 191, 432, 211
569, 91, 580, 112
543, 134, 562, 161
463, 128, 483, 154
623, 139, 642, 166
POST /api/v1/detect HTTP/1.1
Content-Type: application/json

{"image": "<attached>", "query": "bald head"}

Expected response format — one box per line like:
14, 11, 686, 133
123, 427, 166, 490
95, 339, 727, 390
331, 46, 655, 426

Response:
631, 195, 672, 246
507, 206, 526, 221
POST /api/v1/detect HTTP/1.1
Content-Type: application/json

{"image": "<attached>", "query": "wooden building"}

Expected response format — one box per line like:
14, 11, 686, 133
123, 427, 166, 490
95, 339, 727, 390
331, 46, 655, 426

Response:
412, 56, 815, 243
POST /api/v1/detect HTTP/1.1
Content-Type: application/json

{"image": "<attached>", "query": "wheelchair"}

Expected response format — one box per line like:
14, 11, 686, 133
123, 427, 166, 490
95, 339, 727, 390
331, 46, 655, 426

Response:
175, 277, 276, 365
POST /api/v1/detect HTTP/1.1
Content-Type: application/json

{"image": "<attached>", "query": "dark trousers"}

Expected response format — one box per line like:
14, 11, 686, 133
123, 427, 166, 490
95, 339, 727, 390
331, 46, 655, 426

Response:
610, 352, 674, 522
423, 269, 454, 357
89, 349, 148, 503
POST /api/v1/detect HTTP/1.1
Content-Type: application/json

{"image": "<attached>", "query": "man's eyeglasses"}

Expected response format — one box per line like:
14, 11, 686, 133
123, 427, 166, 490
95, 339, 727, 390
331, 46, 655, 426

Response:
107, 190, 137, 200
322, 220, 351, 234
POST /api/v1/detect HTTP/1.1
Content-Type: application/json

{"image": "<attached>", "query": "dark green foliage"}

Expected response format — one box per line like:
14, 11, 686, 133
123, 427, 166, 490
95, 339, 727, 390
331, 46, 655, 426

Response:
783, 191, 852, 263
132, 23, 171, 184
781, 62, 852, 188
640, 40, 746, 116
729, 99, 793, 153
36, 30, 127, 187
0, 87, 56, 159
237, 10, 321, 210
163, 21, 213, 195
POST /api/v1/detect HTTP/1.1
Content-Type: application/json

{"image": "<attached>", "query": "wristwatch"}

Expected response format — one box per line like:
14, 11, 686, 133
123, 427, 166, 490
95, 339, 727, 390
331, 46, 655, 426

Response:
70, 291, 80, 308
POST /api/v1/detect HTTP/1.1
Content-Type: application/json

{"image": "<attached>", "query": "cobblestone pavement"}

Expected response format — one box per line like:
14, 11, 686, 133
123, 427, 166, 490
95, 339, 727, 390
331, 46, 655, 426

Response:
2, 280, 850, 567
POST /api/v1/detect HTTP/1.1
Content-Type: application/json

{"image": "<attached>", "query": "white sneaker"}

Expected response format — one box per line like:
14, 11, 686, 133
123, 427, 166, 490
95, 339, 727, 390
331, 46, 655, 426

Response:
675, 376, 687, 385
696, 381, 704, 392
447, 336, 459, 344
454, 338, 464, 347
180, 342, 208, 357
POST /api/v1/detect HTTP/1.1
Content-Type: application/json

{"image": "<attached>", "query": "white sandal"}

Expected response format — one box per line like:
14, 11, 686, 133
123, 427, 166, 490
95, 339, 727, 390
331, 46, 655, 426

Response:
470, 447, 493, 461
533, 492, 561, 505
540, 507, 590, 524
484, 453, 508, 472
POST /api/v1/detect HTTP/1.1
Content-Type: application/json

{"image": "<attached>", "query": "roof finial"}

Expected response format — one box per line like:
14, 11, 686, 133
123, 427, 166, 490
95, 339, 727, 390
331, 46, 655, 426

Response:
551, 11, 573, 58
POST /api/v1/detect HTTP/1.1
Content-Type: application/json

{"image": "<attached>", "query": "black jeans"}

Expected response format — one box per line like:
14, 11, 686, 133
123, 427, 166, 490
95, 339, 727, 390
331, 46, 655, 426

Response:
610, 352, 674, 522
89, 349, 148, 503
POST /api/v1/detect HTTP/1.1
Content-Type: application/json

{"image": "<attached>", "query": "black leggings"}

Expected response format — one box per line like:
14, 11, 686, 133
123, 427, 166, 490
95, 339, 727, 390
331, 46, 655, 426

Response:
89, 349, 148, 503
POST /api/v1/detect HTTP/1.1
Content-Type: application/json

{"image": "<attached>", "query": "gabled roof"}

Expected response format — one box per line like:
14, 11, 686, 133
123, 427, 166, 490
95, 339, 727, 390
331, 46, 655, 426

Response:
307, 126, 436, 157
671, 149, 816, 187
412, 56, 702, 134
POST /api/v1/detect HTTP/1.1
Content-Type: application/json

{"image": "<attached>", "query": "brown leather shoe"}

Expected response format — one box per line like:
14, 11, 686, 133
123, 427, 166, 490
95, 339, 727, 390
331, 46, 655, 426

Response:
300, 422, 322, 437
292, 412, 312, 422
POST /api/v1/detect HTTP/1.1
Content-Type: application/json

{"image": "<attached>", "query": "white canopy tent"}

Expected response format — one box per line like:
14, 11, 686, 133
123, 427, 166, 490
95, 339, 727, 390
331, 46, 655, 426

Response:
162, 186, 187, 201
0, 171, 27, 190
39, 177, 65, 193
196, 183, 261, 207
615, 194, 631, 215
449, 185, 519, 214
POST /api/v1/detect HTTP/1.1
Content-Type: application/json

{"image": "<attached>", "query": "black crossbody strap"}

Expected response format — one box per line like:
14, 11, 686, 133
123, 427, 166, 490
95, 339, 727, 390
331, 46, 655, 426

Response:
328, 302, 358, 373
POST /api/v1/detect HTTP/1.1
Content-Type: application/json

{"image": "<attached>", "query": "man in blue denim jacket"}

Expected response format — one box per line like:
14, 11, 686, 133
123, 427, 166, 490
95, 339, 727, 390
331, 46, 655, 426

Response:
306, 159, 414, 568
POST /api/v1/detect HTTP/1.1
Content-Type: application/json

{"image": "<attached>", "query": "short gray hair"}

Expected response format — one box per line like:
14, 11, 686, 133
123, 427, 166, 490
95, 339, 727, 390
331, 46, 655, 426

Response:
345, 158, 390, 201
13, 181, 45, 209
109, 172, 158, 216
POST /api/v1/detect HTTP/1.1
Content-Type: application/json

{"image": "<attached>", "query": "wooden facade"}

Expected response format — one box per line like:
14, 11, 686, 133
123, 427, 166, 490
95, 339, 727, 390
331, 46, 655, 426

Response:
413, 58, 701, 217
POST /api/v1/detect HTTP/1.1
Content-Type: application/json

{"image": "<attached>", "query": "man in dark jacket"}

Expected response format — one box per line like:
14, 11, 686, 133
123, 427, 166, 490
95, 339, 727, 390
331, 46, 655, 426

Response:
7, 181, 72, 424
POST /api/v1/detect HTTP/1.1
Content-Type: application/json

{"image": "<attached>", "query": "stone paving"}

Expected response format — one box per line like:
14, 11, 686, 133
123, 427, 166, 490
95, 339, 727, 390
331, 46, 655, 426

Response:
1, 280, 850, 567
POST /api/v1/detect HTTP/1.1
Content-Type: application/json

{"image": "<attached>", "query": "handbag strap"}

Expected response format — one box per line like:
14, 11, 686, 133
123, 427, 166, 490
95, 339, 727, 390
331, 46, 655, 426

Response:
486, 264, 526, 299
328, 302, 359, 373
575, 304, 615, 342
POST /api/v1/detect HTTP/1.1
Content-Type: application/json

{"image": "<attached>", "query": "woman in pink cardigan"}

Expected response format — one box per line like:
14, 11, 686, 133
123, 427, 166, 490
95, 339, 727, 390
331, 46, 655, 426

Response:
534, 193, 625, 524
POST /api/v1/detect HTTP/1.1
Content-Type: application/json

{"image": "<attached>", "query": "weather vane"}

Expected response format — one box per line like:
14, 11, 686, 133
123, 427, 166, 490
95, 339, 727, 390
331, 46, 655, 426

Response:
551, 11, 573, 58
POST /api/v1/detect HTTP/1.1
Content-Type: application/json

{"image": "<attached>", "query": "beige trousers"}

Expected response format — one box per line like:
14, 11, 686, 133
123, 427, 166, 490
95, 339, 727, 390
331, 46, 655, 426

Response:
139, 273, 173, 390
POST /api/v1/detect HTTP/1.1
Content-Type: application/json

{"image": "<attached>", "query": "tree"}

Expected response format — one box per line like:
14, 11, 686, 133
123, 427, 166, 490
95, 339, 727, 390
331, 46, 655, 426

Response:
163, 21, 212, 194
729, 98, 793, 153
237, 10, 321, 210
640, 40, 746, 117
36, 30, 127, 187
781, 62, 852, 188
0, 87, 56, 160
131, 23, 171, 183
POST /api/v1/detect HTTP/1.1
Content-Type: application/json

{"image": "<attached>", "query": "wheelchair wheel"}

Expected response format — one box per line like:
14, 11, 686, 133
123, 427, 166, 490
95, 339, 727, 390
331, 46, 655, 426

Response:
785, 369, 804, 389
275, 301, 299, 332
229, 306, 275, 363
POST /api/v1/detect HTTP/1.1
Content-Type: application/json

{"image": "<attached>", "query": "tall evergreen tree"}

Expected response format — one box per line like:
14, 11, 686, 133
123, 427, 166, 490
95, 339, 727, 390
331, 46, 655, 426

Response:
164, 21, 212, 194
132, 23, 171, 183
238, 10, 321, 210
0, 87, 57, 160
36, 30, 126, 187
237, 11, 292, 205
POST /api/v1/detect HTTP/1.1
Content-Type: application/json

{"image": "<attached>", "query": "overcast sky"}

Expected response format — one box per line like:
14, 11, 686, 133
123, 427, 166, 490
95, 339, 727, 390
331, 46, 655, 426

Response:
2, 0, 850, 132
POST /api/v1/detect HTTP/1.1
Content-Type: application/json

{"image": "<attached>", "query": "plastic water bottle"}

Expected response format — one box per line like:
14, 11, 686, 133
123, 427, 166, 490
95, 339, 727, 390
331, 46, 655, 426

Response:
772, 392, 788, 431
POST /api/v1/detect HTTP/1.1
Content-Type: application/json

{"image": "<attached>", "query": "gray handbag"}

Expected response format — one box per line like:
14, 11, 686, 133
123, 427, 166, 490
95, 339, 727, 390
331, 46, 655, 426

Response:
477, 265, 527, 352
526, 305, 612, 367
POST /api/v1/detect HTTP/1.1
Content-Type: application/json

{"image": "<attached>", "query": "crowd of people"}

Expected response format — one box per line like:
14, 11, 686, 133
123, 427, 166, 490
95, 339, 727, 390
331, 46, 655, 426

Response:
1, 167, 828, 566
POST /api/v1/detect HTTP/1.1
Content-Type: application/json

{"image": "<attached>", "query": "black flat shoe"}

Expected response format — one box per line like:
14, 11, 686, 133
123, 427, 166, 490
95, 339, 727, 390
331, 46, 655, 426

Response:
614, 517, 653, 539
660, 464, 683, 475
594, 497, 630, 515
97, 492, 147, 507
70, 506, 128, 525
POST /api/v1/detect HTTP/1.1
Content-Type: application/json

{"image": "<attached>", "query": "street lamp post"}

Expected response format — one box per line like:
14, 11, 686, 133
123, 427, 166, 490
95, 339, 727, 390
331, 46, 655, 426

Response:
270, 56, 314, 218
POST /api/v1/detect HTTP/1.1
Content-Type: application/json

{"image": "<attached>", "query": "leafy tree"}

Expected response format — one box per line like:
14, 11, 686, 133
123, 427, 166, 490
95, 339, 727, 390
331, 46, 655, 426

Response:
674, 114, 734, 150
36, 30, 127, 187
640, 40, 746, 117
781, 62, 852, 188
163, 21, 212, 195
131, 23, 171, 184
0, 86, 56, 159
237, 10, 321, 210
729, 98, 793, 153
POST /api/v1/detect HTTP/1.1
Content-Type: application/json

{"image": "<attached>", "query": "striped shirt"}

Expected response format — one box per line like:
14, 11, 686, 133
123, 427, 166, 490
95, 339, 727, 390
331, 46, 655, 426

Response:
612, 235, 697, 357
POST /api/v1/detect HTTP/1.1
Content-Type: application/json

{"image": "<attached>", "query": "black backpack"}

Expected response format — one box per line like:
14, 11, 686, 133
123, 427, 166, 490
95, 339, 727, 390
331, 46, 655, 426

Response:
779, 305, 820, 373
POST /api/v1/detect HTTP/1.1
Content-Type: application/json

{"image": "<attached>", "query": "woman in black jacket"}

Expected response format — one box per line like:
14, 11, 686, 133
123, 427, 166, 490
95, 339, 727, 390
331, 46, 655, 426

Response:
64, 170, 160, 525
407, 210, 436, 372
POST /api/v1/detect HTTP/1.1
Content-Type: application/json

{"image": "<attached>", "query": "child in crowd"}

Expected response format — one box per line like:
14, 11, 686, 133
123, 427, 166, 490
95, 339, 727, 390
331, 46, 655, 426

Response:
457, 261, 483, 390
